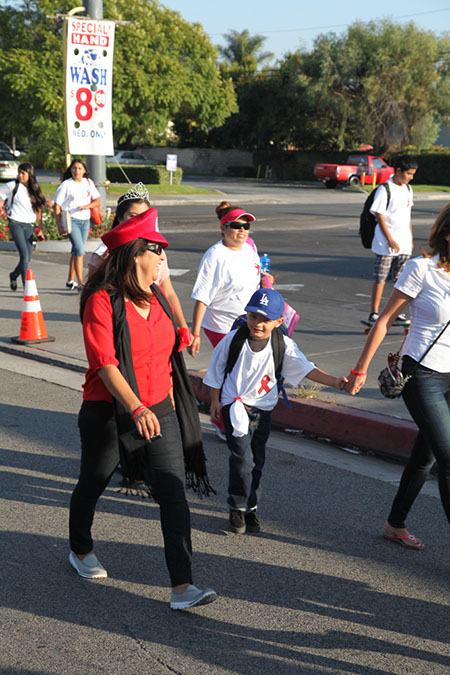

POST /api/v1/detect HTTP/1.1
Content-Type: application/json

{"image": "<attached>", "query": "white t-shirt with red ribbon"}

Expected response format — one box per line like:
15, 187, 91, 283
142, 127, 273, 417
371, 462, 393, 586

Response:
204, 329, 315, 411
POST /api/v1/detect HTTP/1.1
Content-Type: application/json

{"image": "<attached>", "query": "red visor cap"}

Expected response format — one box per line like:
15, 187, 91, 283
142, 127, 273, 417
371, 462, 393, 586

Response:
220, 208, 255, 227
101, 207, 168, 251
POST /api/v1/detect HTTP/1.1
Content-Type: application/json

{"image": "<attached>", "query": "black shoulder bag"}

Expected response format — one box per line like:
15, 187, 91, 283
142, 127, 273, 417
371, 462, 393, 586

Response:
378, 320, 450, 399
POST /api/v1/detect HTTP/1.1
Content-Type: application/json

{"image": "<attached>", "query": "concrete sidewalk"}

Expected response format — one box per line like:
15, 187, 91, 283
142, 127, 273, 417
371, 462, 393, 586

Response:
0, 249, 418, 464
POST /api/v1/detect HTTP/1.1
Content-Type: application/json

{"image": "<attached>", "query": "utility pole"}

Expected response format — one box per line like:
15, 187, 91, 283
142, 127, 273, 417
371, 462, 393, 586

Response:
82, 0, 107, 207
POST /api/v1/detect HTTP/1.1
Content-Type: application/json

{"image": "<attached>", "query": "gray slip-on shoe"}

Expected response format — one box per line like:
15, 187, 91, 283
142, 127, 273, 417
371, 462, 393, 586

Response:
170, 584, 217, 610
69, 551, 108, 579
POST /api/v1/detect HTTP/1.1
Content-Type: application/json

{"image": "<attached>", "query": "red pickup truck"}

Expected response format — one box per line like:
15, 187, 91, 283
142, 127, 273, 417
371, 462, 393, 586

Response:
314, 155, 394, 188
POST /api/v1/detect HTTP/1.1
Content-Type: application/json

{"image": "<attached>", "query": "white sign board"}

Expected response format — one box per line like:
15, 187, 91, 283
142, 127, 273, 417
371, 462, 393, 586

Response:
166, 154, 178, 171
65, 18, 115, 155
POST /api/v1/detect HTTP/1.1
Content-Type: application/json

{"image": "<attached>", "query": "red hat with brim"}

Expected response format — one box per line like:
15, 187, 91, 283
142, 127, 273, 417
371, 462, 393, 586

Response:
220, 208, 255, 227
101, 207, 169, 251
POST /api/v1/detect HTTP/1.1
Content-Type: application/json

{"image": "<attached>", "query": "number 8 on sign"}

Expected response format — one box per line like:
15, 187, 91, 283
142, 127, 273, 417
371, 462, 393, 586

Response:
75, 88, 93, 121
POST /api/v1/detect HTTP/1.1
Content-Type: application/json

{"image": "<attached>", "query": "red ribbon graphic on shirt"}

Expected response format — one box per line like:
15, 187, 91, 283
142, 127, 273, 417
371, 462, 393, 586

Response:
258, 375, 271, 394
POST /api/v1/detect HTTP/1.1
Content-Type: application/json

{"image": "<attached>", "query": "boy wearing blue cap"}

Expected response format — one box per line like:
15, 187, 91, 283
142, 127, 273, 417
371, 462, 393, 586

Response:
203, 288, 347, 534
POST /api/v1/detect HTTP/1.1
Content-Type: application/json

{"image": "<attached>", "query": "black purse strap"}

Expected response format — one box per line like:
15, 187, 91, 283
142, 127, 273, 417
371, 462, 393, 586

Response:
416, 320, 450, 365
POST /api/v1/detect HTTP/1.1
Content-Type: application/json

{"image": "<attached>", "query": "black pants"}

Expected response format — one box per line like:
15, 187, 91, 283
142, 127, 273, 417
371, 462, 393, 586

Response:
69, 401, 193, 587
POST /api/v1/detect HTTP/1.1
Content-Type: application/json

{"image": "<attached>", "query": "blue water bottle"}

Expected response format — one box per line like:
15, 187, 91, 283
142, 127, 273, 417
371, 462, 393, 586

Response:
260, 253, 271, 274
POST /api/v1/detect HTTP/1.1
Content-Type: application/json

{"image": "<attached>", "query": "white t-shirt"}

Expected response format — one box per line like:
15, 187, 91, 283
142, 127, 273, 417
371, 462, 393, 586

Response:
0, 181, 36, 223
54, 177, 100, 221
191, 240, 261, 333
370, 178, 413, 256
203, 329, 316, 410
395, 255, 450, 372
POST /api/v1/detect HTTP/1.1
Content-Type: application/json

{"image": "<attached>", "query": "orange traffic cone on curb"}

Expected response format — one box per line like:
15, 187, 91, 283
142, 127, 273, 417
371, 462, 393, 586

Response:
11, 269, 55, 345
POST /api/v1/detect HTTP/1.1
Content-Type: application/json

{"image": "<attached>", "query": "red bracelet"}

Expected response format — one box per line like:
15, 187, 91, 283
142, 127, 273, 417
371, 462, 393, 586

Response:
351, 368, 367, 377
193, 334, 200, 339
131, 405, 147, 421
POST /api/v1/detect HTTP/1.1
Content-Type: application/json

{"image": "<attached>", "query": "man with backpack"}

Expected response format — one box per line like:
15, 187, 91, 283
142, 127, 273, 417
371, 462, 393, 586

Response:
363, 155, 418, 325
203, 288, 347, 534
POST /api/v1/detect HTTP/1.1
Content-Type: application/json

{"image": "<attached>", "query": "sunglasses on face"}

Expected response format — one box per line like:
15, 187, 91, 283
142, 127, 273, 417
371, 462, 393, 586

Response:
146, 244, 163, 255
227, 221, 250, 230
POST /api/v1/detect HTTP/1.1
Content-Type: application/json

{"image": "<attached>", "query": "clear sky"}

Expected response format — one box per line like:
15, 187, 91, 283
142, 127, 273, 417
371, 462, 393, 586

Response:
162, 0, 450, 61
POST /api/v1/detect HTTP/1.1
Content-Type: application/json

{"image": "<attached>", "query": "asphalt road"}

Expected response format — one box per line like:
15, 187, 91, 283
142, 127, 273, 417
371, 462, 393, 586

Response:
25, 187, 449, 419
0, 363, 448, 674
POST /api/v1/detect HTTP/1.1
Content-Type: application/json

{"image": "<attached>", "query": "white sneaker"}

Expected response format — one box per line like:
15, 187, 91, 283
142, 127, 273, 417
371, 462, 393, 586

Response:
66, 280, 78, 291
69, 551, 107, 579
170, 584, 217, 610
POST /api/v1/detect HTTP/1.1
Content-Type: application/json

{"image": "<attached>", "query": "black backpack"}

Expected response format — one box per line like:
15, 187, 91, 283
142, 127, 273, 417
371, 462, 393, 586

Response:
359, 182, 391, 248
220, 324, 291, 407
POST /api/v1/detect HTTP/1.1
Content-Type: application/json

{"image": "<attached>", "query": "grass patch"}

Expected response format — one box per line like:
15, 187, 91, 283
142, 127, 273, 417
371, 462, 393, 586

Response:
39, 182, 217, 196
292, 382, 324, 399
349, 184, 450, 194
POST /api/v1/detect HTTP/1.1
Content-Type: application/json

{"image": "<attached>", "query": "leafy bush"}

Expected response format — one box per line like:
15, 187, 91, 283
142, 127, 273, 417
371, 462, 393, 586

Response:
0, 204, 112, 242
106, 165, 183, 185
387, 150, 450, 186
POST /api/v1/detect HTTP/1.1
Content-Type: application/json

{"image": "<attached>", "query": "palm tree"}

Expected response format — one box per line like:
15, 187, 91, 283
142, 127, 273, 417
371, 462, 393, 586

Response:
219, 29, 274, 69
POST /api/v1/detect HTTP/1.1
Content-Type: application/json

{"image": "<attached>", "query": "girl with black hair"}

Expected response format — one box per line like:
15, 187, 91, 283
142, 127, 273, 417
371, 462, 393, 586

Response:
0, 162, 46, 290
54, 158, 101, 290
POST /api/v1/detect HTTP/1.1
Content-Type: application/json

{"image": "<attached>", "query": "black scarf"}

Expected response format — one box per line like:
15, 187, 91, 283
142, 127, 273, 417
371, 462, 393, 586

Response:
109, 286, 215, 499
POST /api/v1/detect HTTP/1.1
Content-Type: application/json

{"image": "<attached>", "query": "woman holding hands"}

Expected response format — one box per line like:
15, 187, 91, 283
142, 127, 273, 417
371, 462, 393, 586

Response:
346, 203, 450, 550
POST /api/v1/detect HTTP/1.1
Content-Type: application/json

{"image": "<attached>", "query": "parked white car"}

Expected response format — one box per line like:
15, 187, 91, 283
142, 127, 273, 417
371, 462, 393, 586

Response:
106, 151, 159, 165
0, 151, 19, 180
0, 142, 23, 158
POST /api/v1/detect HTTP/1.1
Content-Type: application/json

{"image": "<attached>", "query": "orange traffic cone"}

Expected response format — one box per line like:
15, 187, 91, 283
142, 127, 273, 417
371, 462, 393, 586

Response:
11, 269, 55, 344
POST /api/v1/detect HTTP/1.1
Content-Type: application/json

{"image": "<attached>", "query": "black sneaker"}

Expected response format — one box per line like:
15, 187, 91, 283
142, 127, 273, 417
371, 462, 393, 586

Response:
9, 273, 17, 291
245, 510, 261, 533
229, 509, 246, 534
368, 312, 379, 324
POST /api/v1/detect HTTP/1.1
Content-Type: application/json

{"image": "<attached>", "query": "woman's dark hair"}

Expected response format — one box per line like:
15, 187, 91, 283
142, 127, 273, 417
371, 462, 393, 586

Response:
423, 203, 450, 272
111, 195, 151, 228
215, 200, 241, 222
80, 238, 151, 320
17, 162, 46, 212
62, 158, 89, 182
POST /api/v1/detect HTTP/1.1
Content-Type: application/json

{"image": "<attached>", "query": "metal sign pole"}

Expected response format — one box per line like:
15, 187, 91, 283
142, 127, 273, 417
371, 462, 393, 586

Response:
82, 0, 107, 207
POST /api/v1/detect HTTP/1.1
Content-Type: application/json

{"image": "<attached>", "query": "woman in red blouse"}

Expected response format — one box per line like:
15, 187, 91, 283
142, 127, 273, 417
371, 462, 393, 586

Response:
68, 207, 217, 610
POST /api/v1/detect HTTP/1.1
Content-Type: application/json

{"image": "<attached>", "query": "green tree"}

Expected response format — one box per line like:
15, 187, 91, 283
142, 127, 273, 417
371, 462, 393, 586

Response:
0, 0, 237, 170
193, 20, 450, 153
218, 29, 274, 69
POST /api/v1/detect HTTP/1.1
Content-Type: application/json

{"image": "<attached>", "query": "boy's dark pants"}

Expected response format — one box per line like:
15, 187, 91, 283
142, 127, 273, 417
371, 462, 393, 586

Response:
222, 404, 272, 511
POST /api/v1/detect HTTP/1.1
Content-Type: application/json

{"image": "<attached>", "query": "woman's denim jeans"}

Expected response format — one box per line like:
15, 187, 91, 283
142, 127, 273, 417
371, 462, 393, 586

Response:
68, 217, 90, 256
8, 219, 34, 285
387, 355, 450, 528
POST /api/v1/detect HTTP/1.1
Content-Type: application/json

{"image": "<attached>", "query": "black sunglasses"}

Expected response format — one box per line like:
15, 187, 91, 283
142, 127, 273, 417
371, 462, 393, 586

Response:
146, 244, 163, 255
228, 221, 250, 230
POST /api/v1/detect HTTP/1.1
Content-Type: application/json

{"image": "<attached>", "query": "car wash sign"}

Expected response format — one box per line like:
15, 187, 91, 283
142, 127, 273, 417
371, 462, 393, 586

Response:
65, 18, 115, 155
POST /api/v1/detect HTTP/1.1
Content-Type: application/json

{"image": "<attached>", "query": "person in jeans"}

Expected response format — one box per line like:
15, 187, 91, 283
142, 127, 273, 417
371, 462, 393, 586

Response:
204, 288, 347, 534
54, 158, 101, 290
346, 203, 450, 549
69, 207, 216, 610
0, 162, 46, 289
367, 155, 418, 325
